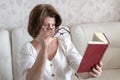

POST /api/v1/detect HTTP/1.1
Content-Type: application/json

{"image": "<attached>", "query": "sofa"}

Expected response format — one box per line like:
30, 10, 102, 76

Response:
0, 22, 120, 80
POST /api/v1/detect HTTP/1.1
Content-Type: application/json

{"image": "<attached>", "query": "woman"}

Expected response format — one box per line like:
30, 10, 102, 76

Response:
19, 4, 103, 80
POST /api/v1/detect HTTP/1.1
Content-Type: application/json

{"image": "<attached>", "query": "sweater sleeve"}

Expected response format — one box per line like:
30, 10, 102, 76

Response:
59, 35, 82, 72
18, 42, 37, 80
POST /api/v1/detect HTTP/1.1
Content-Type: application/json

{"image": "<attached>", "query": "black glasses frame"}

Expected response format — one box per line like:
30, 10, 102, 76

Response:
56, 27, 70, 36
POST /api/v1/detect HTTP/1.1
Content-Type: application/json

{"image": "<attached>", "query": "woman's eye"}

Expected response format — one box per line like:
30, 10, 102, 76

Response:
43, 24, 48, 27
42, 24, 55, 29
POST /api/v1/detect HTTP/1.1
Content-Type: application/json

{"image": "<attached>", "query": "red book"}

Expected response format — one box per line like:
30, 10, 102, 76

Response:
77, 32, 109, 73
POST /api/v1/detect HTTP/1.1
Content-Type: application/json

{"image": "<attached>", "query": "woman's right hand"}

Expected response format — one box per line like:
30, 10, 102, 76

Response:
35, 27, 54, 48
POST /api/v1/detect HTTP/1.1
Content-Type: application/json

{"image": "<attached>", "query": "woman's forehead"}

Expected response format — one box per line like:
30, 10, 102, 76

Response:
43, 16, 55, 24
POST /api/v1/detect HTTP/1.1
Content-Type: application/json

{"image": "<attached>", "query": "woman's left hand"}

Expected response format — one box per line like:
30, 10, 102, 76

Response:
89, 61, 103, 78
77, 61, 103, 79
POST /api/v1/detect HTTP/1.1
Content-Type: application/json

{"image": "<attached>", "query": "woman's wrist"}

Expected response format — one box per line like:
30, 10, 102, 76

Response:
77, 72, 90, 79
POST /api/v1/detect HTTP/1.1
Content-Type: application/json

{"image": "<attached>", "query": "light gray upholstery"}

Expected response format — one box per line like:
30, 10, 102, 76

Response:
0, 22, 120, 80
0, 29, 13, 80
70, 22, 120, 80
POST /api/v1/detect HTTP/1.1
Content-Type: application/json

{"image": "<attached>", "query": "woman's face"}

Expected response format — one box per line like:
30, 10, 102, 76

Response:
40, 16, 56, 37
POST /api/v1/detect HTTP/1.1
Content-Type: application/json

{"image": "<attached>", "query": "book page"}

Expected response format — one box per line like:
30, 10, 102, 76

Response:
89, 33, 108, 44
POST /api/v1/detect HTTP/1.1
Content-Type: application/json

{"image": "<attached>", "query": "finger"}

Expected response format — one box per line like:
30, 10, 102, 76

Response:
38, 28, 45, 36
46, 31, 52, 35
99, 61, 103, 67
96, 65, 103, 73
46, 30, 54, 36
44, 32, 53, 38
92, 68, 101, 77
37, 29, 47, 40
89, 67, 101, 78
89, 71, 99, 78
39, 28, 55, 39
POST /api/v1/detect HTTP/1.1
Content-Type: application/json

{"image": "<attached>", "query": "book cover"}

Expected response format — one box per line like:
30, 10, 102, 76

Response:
77, 32, 109, 73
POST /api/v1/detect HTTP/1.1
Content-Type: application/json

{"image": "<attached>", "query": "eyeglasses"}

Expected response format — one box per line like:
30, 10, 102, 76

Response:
55, 27, 70, 37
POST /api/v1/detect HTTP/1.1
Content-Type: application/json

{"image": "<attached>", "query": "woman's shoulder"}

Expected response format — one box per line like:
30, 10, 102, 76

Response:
21, 42, 32, 50
21, 41, 36, 55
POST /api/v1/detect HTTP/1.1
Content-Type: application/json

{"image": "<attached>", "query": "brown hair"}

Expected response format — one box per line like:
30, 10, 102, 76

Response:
28, 4, 62, 38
